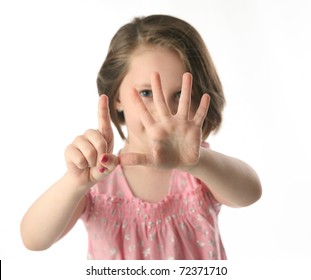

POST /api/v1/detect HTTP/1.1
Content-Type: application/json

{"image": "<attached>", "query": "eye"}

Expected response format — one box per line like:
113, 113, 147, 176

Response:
139, 90, 153, 98
175, 91, 181, 99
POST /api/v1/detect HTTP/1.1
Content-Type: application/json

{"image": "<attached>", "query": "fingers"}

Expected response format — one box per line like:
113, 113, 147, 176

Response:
98, 94, 113, 144
118, 152, 153, 167
176, 73, 209, 128
98, 153, 119, 173
177, 72, 192, 119
130, 88, 155, 127
64, 95, 116, 181
65, 145, 89, 170
151, 72, 171, 119
65, 129, 108, 170
193, 93, 210, 127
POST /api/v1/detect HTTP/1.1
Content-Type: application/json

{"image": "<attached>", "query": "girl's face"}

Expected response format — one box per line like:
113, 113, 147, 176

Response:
117, 45, 191, 151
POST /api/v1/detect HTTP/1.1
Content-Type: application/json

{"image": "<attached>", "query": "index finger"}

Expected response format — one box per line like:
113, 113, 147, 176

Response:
98, 94, 113, 137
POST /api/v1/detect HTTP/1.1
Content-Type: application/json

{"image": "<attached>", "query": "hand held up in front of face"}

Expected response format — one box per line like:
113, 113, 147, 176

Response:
64, 95, 118, 189
119, 72, 210, 171
64, 72, 210, 190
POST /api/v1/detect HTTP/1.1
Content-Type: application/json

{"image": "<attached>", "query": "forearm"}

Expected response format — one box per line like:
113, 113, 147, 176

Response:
20, 173, 88, 250
185, 148, 262, 207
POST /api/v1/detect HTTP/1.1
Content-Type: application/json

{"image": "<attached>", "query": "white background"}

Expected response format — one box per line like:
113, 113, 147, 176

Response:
1, 0, 311, 268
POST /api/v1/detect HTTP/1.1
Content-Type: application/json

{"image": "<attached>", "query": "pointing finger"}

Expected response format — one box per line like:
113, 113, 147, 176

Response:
98, 94, 113, 141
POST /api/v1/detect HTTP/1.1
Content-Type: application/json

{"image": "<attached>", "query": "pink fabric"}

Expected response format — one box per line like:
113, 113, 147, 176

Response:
81, 146, 226, 260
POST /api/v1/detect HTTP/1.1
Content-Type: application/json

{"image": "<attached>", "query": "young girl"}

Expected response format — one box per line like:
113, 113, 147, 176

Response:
20, 14, 262, 260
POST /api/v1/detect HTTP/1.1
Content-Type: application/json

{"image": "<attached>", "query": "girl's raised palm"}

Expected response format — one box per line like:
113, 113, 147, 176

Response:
120, 72, 210, 170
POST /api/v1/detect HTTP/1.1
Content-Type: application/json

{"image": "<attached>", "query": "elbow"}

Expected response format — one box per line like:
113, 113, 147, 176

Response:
239, 175, 262, 208
227, 174, 263, 208
245, 184, 262, 207
21, 234, 52, 252
239, 163, 263, 207
21, 237, 51, 252
253, 179, 263, 203
250, 169, 262, 203
20, 221, 52, 252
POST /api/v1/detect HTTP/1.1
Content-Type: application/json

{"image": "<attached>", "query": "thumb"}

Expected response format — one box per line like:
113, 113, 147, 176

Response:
118, 152, 153, 167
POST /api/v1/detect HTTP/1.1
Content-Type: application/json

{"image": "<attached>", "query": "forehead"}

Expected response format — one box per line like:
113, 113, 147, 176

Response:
124, 45, 186, 84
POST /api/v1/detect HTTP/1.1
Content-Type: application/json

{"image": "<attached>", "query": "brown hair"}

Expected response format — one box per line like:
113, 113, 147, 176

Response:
97, 14, 225, 140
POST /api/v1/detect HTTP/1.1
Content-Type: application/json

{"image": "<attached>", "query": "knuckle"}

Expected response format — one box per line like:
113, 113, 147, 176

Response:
97, 138, 108, 152
84, 147, 97, 163
84, 129, 97, 136
73, 135, 85, 144
90, 133, 108, 152
75, 155, 88, 169
65, 146, 88, 169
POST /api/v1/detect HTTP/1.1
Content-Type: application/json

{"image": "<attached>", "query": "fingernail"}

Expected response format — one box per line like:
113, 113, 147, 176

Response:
101, 155, 109, 163
99, 166, 106, 173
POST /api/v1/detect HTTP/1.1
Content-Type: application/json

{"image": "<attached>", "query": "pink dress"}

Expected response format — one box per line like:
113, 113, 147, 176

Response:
81, 148, 226, 260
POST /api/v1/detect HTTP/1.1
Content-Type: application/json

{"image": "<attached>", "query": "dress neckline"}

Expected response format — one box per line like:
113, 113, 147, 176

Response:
115, 165, 177, 205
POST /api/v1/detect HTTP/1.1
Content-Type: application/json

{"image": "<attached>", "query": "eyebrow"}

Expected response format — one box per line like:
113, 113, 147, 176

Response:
135, 83, 152, 89
135, 84, 183, 92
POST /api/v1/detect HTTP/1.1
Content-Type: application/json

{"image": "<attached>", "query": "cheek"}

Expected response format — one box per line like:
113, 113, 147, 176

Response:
123, 107, 146, 131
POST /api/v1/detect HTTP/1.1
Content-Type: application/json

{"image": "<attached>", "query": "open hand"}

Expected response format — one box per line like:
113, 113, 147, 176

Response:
119, 72, 210, 170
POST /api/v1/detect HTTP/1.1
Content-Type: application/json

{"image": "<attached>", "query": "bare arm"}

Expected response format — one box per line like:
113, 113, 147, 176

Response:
119, 72, 262, 208
185, 148, 262, 207
20, 95, 119, 250
20, 174, 87, 250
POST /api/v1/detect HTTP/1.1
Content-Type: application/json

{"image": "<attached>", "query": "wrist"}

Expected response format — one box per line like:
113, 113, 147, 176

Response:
61, 172, 93, 198
177, 147, 208, 175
